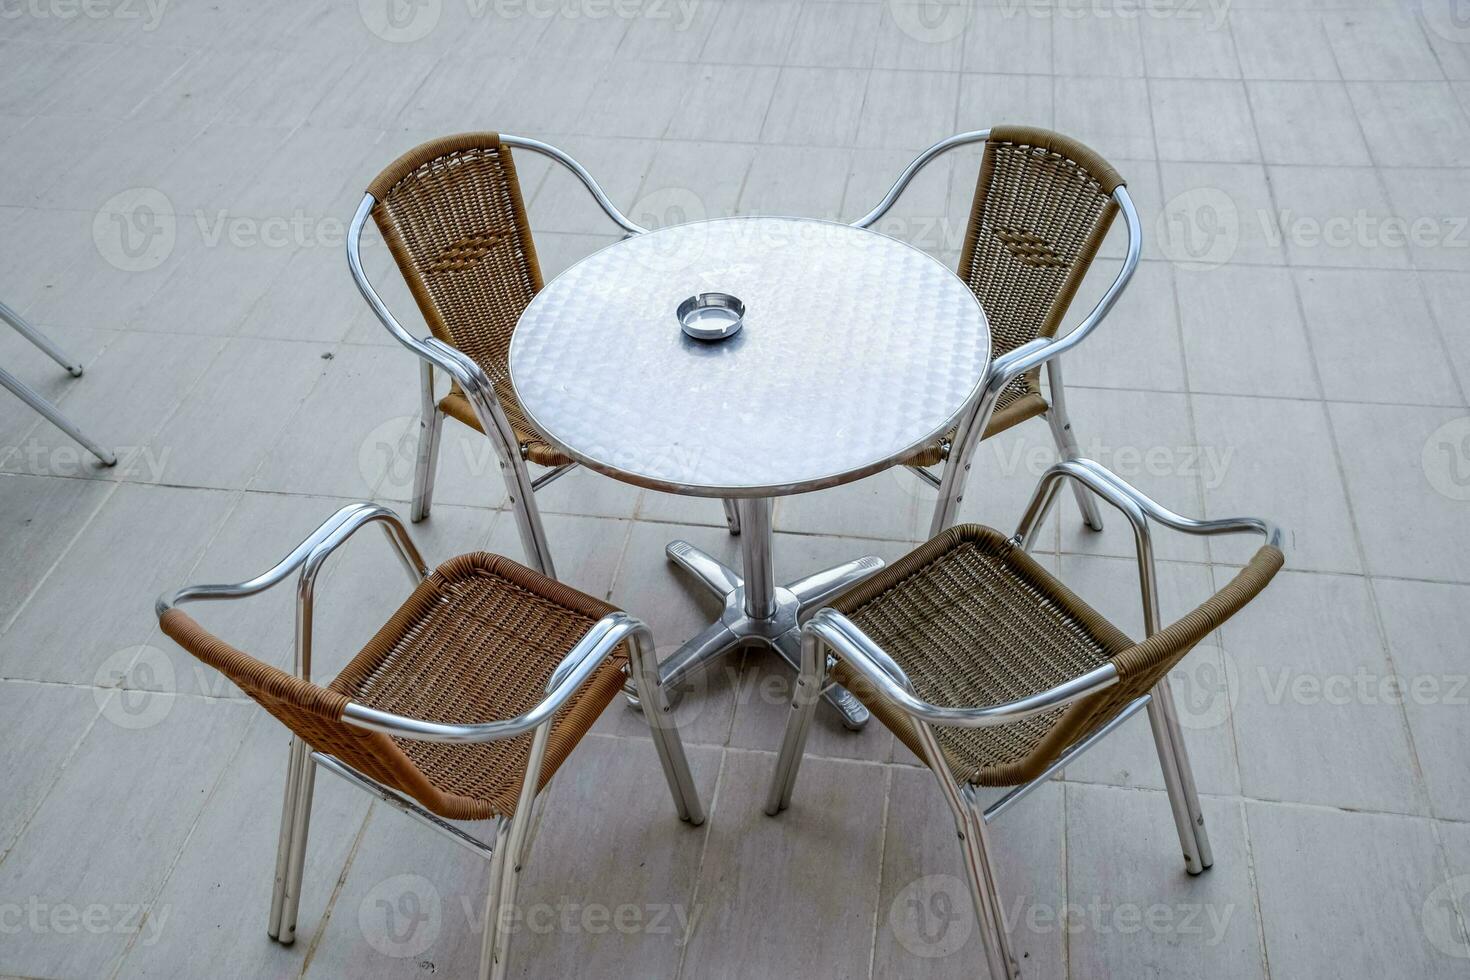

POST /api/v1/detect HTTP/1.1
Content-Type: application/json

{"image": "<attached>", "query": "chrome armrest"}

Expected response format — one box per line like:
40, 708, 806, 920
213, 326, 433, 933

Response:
805, 608, 1120, 729
1016, 458, 1283, 553
1016, 458, 1284, 636
851, 130, 991, 229
155, 503, 428, 619
983, 185, 1142, 396
340, 612, 660, 744
500, 134, 647, 237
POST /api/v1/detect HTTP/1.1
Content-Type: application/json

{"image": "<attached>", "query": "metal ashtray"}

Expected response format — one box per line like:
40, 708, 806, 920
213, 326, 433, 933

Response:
677, 292, 745, 341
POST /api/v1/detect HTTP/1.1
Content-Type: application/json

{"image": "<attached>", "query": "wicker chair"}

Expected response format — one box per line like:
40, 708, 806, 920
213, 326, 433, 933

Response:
766, 459, 1283, 979
348, 133, 741, 580
853, 126, 1140, 538
155, 503, 703, 980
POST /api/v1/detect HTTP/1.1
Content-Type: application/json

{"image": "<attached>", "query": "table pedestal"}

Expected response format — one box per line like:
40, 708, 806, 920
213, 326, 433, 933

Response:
656, 498, 883, 730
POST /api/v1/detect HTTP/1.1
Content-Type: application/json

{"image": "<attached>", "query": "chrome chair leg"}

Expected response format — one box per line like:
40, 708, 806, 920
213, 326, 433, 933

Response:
629, 629, 706, 824
503, 467, 556, 579
1044, 360, 1103, 532
276, 738, 317, 943
764, 630, 826, 815
1, 299, 82, 375
0, 362, 116, 466
960, 787, 1021, 979
479, 817, 514, 980
267, 736, 302, 940
1146, 680, 1213, 874
721, 498, 741, 535
411, 407, 444, 523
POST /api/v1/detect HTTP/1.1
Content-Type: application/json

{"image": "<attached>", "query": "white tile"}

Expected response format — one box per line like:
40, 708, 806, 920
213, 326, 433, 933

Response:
873, 3, 968, 72
1294, 268, 1462, 406
1419, 271, 1470, 397
1139, 10, 1240, 79
873, 772, 1066, 978
1248, 803, 1463, 978
1177, 265, 1318, 398
0, 696, 253, 978
1191, 393, 1360, 574
1330, 401, 1470, 583
678, 751, 887, 978
1067, 786, 1266, 978
855, 70, 960, 151
1372, 577, 1470, 821
667, 64, 781, 142
788, 1, 883, 69
1157, 161, 1284, 270
1379, 167, 1470, 272
1150, 79, 1259, 163
1053, 76, 1155, 160
1223, 571, 1425, 812
1323, 9, 1444, 81
1228, 10, 1340, 81
1246, 80, 1371, 166
761, 66, 869, 146
738, 145, 850, 218
1348, 81, 1470, 168
1052, 12, 1144, 78
1267, 165, 1409, 270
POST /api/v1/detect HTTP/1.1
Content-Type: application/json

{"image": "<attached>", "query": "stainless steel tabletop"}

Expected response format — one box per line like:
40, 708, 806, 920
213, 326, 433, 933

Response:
509, 216, 991, 498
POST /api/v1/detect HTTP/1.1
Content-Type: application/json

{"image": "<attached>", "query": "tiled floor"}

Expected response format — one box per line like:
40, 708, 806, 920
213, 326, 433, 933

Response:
1, 0, 1468, 977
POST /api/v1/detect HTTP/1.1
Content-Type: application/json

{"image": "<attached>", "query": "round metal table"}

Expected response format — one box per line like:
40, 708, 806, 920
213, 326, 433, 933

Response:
510, 216, 991, 728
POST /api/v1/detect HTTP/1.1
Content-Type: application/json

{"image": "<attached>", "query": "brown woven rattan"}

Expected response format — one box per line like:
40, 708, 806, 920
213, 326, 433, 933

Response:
367, 133, 570, 467
828, 525, 1282, 786
160, 552, 626, 820
905, 126, 1126, 467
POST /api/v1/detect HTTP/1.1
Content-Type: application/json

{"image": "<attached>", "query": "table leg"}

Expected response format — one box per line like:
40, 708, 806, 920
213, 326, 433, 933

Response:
641, 497, 885, 730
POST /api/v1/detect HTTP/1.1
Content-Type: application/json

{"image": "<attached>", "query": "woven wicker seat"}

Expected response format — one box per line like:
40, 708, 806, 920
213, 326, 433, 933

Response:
767, 461, 1283, 979
856, 127, 1134, 533
155, 504, 702, 980
828, 525, 1280, 788
163, 552, 626, 820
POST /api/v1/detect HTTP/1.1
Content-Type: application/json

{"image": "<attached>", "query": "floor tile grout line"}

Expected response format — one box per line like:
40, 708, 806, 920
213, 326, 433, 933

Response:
863, 763, 894, 980
1291, 33, 1439, 824
1237, 800, 1274, 980
673, 746, 727, 980
105, 706, 266, 980
299, 802, 380, 978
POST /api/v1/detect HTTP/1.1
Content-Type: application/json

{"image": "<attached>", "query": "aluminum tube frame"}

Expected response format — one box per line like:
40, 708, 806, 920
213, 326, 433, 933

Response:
0, 301, 116, 466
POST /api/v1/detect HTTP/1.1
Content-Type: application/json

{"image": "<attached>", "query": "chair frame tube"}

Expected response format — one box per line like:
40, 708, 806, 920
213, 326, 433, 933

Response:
156, 503, 704, 976
767, 459, 1282, 973
0, 299, 116, 466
